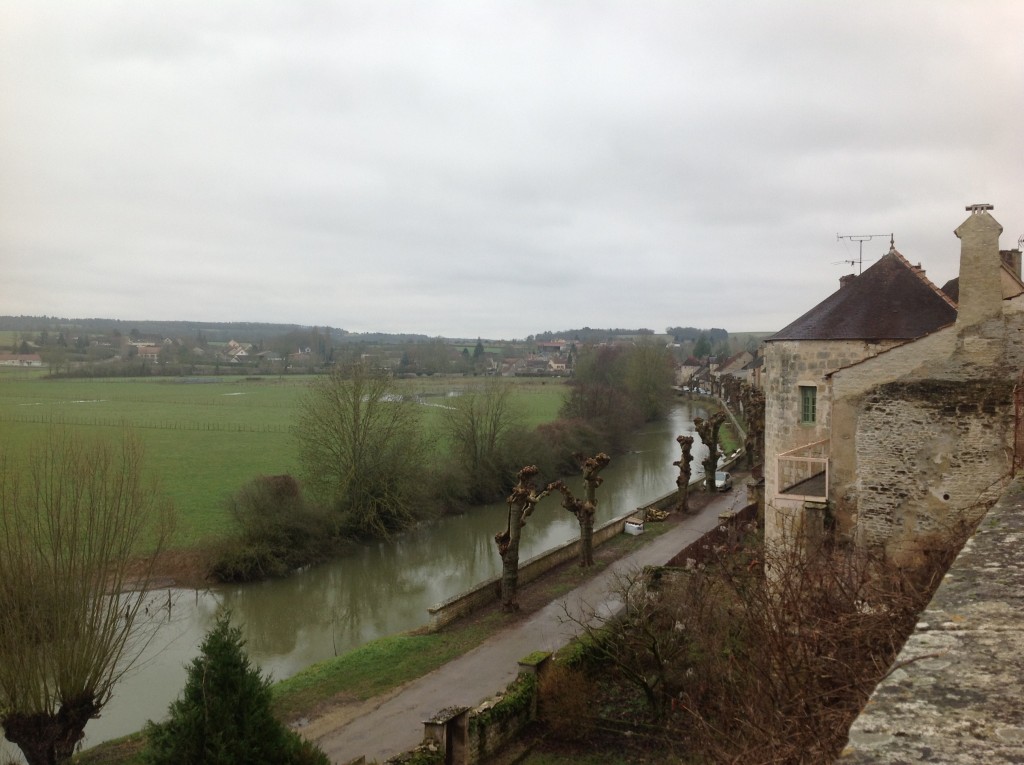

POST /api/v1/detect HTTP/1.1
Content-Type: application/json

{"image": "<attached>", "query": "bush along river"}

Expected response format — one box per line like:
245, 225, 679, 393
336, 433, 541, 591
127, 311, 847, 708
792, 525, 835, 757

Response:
5, 400, 717, 758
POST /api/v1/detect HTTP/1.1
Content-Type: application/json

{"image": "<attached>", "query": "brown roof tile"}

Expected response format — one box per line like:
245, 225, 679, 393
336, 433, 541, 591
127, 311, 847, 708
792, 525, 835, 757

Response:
769, 249, 957, 341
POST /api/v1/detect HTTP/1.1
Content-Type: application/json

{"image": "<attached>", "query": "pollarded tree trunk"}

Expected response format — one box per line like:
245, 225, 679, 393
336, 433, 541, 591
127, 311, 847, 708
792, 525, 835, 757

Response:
674, 435, 694, 512
694, 411, 726, 492
2, 692, 100, 765
496, 466, 556, 612
553, 453, 611, 567
748, 388, 766, 469
739, 382, 766, 473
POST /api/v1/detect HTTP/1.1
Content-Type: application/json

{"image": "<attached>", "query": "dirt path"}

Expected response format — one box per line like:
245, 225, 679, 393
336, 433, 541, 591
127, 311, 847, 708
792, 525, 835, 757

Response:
310, 486, 747, 764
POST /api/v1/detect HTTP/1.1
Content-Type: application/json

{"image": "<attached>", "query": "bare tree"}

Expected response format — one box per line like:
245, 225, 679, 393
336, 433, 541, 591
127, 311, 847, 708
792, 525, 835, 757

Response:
625, 340, 676, 422
0, 429, 173, 765
694, 411, 726, 492
442, 380, 523, 503
495, 466, 556, 612
559, 567, 709, 722
294, 363, 428, 538
553, 452, 611, 567
674, 435, 695, 512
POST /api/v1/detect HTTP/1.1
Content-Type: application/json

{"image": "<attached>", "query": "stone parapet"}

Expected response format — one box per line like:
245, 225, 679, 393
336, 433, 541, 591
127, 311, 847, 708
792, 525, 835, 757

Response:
839, 477, 1024, 763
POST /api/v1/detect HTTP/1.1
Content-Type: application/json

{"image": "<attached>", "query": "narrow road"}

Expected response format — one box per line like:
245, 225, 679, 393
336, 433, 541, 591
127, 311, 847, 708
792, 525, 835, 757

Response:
316, 488, 746, 764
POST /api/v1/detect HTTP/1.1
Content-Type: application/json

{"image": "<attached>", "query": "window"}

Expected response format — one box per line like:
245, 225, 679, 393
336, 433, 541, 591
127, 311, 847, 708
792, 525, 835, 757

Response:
800, 386, 817, 424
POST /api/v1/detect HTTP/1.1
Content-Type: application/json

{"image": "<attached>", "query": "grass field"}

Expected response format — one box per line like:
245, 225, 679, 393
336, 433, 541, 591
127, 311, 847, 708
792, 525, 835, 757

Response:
0, 371, 568, 548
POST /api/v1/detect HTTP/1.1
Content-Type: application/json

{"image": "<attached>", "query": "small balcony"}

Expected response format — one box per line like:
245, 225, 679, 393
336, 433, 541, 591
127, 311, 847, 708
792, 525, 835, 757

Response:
777, 439, 829, 503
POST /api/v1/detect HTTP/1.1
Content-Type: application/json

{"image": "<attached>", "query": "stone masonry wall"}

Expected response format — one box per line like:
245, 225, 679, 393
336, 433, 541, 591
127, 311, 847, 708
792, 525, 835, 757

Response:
854, 379, 1013, 561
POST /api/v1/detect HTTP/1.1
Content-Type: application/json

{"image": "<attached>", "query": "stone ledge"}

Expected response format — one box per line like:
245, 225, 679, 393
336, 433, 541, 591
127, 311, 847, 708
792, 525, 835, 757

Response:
838, 477, 1024, 763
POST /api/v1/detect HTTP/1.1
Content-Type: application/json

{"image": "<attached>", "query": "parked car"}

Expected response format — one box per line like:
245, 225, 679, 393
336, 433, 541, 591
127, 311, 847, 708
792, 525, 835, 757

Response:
715, 471, 733, 491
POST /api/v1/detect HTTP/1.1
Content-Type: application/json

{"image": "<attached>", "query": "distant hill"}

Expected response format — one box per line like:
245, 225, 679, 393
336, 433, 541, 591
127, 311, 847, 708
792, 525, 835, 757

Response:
531, 327, 659, 343
0, 316, 440, 345
0, 316, 343, 341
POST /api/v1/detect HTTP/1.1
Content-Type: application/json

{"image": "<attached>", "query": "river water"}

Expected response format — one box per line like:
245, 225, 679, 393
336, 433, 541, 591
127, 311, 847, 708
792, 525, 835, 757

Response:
1, 400, 713, 759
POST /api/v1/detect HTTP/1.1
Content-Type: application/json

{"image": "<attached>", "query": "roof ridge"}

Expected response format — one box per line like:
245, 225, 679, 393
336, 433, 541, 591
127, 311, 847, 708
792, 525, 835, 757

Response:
889, 246, 958, 310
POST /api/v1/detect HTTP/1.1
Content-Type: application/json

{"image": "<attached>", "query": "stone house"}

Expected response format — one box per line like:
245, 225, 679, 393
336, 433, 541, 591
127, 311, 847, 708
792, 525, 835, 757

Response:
714, 350, 754, 386
675, 356, 703, 388
764, 205, 1024, 562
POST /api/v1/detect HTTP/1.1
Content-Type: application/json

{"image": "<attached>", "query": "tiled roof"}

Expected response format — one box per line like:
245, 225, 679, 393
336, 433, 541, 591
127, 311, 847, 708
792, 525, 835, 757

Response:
769, 248, 957, 341
940, 257, 1024, 303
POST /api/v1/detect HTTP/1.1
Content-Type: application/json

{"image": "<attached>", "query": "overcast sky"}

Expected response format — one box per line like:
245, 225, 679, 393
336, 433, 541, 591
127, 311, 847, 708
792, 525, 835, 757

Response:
2, 2, 1022, 340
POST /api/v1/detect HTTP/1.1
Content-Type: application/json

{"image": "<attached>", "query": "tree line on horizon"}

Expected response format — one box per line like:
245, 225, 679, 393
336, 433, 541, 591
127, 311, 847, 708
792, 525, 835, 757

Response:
3, 315, 742, 349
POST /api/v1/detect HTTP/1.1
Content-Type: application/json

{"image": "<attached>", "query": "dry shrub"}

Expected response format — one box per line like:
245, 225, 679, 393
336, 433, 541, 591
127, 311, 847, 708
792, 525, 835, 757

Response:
537, 662, 598, 742
672, 526, 969, 764
212, 474, 335, 582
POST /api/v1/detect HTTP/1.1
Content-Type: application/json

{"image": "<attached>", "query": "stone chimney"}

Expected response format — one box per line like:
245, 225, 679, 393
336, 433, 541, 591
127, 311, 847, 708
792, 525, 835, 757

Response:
839, 274, 856, 289
954, 204, 1003, 329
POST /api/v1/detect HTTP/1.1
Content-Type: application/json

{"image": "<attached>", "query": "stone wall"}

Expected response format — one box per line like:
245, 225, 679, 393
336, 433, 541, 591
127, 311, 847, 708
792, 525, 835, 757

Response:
853, 379, 1014, 561
828, 327, 957, 535
839, 478, 1024, 763
824, 297, 1024, 555
427, 506, 659, 631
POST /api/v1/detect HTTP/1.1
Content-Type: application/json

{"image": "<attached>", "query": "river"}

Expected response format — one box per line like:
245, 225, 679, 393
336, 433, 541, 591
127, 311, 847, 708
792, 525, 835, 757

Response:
0, 400, 714, 760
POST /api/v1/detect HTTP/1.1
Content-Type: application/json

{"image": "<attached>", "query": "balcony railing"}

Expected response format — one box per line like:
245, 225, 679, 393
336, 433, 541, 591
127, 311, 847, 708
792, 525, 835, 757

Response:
777, 438, 829, 502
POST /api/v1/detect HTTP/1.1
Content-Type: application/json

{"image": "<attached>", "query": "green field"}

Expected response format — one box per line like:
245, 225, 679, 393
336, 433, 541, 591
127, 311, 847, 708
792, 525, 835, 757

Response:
0, 371, 568, 547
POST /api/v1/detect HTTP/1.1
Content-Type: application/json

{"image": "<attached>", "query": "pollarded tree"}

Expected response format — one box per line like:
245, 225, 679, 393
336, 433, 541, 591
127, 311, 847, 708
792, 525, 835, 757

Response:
145, 612, 328, 765
694, 411, 727, 493
496, 466, 556, 612
0, 429, 173, 765
741, 383, 766, 470
294, 363, 428, 539
553, 452, 611, 567
674, 435, 695, 512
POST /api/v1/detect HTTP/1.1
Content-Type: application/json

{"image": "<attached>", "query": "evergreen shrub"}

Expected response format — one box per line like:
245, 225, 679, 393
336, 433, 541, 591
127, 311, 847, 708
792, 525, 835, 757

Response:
144, 613, 328, 765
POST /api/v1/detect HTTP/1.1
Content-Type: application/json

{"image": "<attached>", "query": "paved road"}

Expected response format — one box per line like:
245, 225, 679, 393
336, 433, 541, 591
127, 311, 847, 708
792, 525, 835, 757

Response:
316, 489, 746, 764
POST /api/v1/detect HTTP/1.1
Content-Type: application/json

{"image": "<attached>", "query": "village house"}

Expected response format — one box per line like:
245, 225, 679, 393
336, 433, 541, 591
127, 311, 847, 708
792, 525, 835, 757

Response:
536, 339, 568, 354
764, 205, 1024, 563
675, 356, 703, 389
0, 353, 43, 367
136, 345, 162, 362
717, 350, 753, 378
546, 355, 568, 374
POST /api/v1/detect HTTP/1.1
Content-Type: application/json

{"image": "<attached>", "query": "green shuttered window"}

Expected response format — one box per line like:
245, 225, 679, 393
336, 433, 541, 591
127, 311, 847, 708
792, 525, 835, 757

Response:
800, 385, 816, 424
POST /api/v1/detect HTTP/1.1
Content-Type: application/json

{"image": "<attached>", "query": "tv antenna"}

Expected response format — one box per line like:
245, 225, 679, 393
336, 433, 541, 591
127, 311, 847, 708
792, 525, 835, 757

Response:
835, 232, 894, 274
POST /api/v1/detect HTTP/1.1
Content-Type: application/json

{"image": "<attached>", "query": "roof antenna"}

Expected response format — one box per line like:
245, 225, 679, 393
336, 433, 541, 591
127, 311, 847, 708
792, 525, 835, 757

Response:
835, 233, 894, 275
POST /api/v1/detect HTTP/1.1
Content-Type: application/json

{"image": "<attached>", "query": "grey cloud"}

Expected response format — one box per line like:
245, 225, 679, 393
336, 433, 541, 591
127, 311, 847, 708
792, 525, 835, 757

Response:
1, 1, 1022, 339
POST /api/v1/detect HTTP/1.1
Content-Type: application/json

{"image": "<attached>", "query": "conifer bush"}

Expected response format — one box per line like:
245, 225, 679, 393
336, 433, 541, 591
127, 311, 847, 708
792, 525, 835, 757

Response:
144, 613, 328, 765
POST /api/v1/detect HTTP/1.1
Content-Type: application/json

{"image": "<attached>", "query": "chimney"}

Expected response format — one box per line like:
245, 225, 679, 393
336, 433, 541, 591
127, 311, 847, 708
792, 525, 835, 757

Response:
839, 274, 856, 289
954, 204, 1003, 328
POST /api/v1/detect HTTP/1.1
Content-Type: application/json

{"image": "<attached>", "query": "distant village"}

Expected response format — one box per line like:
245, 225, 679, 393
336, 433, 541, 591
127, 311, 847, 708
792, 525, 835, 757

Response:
0, 321, 766, 385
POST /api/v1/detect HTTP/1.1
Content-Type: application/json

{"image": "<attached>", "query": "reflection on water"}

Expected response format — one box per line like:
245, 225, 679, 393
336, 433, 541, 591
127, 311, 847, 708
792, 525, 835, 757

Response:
10, 401, 711, 757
